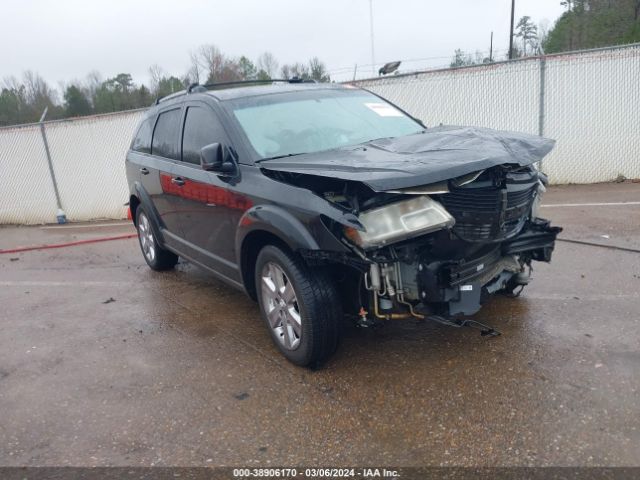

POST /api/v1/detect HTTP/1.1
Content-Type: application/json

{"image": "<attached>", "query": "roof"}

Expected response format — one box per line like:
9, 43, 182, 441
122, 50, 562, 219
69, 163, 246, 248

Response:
153, 82, 355, 107
203, 82, 350, 101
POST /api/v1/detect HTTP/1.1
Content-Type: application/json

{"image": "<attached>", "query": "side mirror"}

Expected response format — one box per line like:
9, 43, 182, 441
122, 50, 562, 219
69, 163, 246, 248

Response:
200, 143, 236, 175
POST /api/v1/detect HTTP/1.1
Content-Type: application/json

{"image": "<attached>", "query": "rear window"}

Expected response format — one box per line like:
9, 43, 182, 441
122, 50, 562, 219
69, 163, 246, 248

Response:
131, 118, 152, 153
151, 109, 181, 159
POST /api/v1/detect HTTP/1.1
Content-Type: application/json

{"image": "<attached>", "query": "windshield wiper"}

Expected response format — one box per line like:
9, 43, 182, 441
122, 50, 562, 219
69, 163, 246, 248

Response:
257, 152, 309, 162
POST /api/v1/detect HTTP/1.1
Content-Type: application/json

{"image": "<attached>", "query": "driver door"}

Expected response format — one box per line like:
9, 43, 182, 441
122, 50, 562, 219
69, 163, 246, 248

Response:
171, 101, 241, 282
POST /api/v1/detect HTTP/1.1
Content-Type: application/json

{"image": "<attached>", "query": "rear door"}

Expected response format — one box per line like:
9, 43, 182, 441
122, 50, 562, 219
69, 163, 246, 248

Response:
170, 101, 243, 283
148, 106, 184, 236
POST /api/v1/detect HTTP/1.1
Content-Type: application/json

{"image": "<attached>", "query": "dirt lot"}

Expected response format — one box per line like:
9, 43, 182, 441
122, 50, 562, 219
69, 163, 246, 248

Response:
1, 183, 639, 467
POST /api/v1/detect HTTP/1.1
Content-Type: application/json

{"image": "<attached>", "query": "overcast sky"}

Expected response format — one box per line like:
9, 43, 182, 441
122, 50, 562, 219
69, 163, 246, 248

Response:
2, 0, 565, 88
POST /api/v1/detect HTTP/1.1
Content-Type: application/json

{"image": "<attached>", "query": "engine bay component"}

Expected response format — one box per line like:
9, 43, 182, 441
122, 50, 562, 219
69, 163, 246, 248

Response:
341, 165, 562, 320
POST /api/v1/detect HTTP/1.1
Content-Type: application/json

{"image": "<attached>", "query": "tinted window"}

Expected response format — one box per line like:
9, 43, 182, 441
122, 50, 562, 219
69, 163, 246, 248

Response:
181, 106, 222, 164
151, 109, 181, 159
132, 118, 152, 153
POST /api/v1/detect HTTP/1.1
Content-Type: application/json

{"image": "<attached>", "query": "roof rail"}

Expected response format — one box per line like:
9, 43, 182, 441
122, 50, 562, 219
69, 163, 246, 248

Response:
154, 90, 187, 105
187, 77, 317, 93
153, 78, 319, 105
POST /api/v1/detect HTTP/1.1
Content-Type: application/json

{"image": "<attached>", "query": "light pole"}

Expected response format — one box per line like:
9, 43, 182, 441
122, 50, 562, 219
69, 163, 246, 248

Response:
490, 31, 494, 62
509, 0, 515, 59
369, 0, 376, 76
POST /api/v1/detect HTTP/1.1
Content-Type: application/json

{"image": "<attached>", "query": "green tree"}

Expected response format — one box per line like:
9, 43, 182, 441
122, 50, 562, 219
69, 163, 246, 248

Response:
64, 85, 92, 117
155, 76, 184, 98
135, 85, 152, 107
103, 73, 134, 95
544, 0, 640, 53
516, 16, 539, 55
0, 84, 27, 126
238, 56, 257, 80
256, 69, 271, 81
93, 84, 116, 113
93, 74, 137, 113
450, 49, 475, 67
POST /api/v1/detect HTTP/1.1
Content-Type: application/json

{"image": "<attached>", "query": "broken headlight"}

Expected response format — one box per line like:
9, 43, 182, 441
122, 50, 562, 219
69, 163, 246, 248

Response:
345, 196, 455, 249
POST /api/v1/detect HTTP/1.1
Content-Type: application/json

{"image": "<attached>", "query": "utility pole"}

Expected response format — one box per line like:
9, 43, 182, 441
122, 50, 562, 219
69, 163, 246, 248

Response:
38, 107, 66, 224
508, 0, 515, 59
490, 31, 494, 62
369, 0, 376, 76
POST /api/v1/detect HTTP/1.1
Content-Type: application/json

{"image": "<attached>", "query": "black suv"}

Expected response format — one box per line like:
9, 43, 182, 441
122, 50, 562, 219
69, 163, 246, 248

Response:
126, 80, 561, 366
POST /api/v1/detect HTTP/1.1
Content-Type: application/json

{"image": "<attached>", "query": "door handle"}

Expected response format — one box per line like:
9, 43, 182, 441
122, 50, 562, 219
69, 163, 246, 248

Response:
171, 177, 185, 186
139, 167, 149, 175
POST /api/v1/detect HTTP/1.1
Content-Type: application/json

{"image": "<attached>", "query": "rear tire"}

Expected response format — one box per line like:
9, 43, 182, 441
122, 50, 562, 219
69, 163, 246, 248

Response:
255, 245, 341, 367
136, 207, 178, 271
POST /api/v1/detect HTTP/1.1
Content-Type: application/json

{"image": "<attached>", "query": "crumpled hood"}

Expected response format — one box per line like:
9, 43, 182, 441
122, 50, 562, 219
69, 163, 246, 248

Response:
259, 125, 555, 191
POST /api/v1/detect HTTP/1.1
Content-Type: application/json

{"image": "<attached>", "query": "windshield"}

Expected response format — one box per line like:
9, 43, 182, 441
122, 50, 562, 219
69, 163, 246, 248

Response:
229, 89, 423, 160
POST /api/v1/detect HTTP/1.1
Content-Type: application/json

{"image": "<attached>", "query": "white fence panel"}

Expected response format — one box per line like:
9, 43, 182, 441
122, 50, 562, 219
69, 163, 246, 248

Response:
1, 44, 639, 225
541, 46, 640, 183
45, 110, 144, 222
0, 110, 143, 224
361, 59, 541, 135
356, 44, 640, 185
0, 123, 59, 224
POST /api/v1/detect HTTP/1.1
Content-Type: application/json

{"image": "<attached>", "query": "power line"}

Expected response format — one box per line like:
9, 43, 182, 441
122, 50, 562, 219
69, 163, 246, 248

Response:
369, 0, 375, 76
327, 49, 511, 76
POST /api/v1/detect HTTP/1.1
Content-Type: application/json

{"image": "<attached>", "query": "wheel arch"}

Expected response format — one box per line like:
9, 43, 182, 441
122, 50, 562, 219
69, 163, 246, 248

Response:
131, 181, 167, 248
240, 230, 293, 301
237, 205, 321, 301
129, 195, 141, 226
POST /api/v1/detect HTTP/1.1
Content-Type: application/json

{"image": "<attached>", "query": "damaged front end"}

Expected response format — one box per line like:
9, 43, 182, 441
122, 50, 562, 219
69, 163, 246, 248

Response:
298, 163, 561, 323
261, 125, 562, 325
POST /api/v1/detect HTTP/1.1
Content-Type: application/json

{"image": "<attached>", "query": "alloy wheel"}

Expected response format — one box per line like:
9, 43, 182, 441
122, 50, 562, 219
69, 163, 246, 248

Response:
137, 212, 156, 263
260, 262, 302, 350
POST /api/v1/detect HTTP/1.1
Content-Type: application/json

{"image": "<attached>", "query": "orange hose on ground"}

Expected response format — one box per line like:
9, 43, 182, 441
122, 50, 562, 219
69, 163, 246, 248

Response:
0, 233, 137, 255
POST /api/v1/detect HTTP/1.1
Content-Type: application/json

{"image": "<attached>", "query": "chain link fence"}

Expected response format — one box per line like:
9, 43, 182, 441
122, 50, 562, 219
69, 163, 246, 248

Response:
354, 43, 640, 185
1, 44, 639, 224
0, 109, 144, 224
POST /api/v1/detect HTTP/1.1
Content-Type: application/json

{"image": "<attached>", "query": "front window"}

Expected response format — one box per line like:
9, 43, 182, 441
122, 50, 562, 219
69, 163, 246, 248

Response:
229, 89, 423, 159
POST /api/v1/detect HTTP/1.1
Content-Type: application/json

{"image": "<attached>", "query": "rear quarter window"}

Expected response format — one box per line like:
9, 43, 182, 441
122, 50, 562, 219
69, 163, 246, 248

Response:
131, 118, 152, 153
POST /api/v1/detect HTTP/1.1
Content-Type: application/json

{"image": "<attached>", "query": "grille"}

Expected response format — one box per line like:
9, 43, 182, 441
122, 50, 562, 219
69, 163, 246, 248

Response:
439, 181, 538, 242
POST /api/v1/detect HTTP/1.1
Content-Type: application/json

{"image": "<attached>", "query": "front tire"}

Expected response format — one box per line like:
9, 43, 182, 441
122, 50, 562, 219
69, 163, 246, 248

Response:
255, 245, 341, 367
136, 207, 178, 271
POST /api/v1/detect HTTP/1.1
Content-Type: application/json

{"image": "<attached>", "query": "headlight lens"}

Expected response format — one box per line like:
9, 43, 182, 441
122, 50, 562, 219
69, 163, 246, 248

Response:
345, 196, 455, 249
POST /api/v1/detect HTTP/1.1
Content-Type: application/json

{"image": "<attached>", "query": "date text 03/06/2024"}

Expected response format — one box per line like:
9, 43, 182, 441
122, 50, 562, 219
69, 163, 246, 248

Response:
232, 467, 400, 478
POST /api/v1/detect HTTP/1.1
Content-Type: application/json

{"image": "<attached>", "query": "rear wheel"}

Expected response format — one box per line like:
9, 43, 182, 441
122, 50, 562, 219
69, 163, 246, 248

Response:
136, 207, 178, 271
255, 245, 341, 367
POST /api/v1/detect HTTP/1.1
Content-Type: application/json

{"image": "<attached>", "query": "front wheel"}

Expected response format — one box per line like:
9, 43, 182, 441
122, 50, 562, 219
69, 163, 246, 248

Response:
255, 245, 341, 367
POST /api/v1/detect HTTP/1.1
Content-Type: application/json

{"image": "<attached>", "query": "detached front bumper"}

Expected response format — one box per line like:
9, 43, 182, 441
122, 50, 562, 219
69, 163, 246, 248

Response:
414, 219, 562, 316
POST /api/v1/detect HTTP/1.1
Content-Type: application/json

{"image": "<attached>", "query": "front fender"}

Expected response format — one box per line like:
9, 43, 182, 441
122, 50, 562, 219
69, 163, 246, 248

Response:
235, 205, 321, 261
